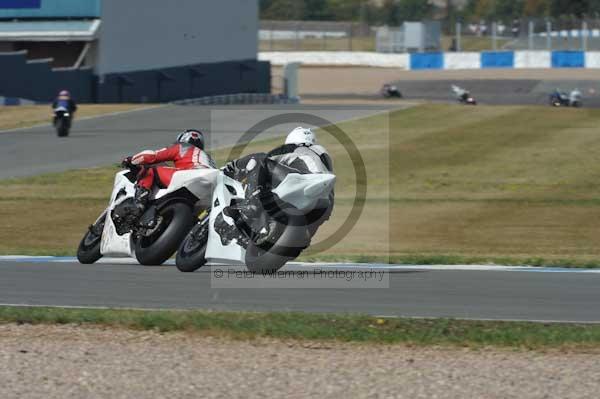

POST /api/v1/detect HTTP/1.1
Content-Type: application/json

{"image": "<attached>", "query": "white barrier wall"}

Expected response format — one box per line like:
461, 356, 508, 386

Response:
260, 50, 600, 69
444, 52, 480, 69
259, 51, 409, 68
585, 52, 600, 68
514, 51, 551, 69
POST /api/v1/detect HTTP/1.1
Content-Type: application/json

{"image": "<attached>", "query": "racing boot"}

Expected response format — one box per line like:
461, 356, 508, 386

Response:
133, 185, 150, 218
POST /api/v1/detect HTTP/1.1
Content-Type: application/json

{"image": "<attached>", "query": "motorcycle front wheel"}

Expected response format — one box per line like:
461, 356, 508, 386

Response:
135, 203, 194, 266
77, 211, 106, 264
176, 214, 209, 272
245, 214, 310, 273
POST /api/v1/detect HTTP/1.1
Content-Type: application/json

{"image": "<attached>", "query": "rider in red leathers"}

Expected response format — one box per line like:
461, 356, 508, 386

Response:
122, 129, 215, 216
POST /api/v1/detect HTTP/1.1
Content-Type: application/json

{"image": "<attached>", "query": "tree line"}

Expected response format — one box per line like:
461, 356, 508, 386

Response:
260, 0, 600, 24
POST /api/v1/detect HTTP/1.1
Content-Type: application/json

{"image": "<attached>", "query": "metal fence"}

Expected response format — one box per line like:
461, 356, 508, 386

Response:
447, 18, 600, 52
259, 20, 374, 51
261, 18, 600, 53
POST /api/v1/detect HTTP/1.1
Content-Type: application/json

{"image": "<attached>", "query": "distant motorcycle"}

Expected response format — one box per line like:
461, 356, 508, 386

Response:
381, 84, 402, 98
53, 106, 72, 137
451, 84, 477, 105
550, 89, 582, 108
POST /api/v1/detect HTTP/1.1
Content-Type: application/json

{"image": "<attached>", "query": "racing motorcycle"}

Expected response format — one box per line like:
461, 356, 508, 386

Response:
451, 84, 477, 105
550, 89, 582, 108
381, 84, 402, 98
77, 163, 218, 265
53, 106, 72, 137
176, 157, 336, 273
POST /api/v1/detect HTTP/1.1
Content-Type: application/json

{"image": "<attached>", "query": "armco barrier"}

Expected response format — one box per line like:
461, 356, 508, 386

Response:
410, 52, 443, 70
551, 51, 585, 68
174, 93, 298, 106
481, 51, 514, 68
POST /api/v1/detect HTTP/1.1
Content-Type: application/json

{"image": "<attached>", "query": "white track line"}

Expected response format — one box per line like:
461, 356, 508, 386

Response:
1, 256, 600, 273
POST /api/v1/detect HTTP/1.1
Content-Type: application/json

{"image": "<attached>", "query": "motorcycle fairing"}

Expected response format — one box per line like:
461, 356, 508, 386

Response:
272, 173, 336, 211
100, 168, 219, 258
100, 171, 136, 257
155, 168, 218, 208
204, 173, 247, 264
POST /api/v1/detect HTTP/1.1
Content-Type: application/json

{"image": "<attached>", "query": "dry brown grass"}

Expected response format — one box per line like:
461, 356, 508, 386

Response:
0, 104, 153, 131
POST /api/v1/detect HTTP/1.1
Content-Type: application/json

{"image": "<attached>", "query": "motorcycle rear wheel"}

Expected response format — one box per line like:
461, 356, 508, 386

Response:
135, 203, 194, 266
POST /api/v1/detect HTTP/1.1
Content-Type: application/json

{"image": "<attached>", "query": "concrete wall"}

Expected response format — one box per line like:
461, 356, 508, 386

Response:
96, 59, 270, 103
0, 51, 270, 103
0, 52, 94, 102
98, 0, 258, 75
261, 50, 600, 70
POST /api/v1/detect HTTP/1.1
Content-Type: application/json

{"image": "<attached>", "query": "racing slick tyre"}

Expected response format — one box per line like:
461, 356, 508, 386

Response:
245, 214, 310, 274
56, 118, 70, 137
135, 202, 194, 266
77, 211, 106, 264
176, 214, 209, 272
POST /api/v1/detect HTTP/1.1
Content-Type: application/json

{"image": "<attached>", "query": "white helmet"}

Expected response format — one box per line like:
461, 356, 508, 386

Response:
285, 127, 316, 146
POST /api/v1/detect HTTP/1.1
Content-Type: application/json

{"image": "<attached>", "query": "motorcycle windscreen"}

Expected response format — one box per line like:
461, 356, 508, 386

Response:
272, 173, 336, 211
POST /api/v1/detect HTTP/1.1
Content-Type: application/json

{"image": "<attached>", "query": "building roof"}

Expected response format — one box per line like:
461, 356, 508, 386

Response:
0, 19, 100, 41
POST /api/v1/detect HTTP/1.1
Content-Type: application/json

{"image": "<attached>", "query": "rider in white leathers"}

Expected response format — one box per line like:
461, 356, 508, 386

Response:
223, 127, 334, 236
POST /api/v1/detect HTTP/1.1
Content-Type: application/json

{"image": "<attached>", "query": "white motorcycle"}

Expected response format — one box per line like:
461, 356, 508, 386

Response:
176, 158, 336, 273
451, 84, 477, 105
77, 164, 218, 265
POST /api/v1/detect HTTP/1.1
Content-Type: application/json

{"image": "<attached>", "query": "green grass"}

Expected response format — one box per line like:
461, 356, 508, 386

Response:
2, 306, 600, 349
3, 104, 600, 267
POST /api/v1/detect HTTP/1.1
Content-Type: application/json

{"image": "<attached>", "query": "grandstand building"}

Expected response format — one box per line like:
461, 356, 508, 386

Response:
0, 0, 270, 103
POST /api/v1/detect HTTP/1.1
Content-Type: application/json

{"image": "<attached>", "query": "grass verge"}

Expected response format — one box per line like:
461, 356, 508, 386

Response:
2, 306, 600, 349
0, 104, 153, 131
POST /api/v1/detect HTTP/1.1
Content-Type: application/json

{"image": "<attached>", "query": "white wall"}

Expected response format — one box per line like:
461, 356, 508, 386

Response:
259, 51, 409, 68
514, 51, 551, 69
98, 0, 258, 75
585, 52, 600, 68
444, 52, 480, 69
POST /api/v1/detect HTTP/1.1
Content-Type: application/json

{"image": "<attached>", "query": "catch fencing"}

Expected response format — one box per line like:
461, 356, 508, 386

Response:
259, 20, 374, 51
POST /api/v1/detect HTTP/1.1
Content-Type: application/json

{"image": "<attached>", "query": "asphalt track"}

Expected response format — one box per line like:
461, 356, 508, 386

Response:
305, 79, 600, 107
1, 259, 600, 323
0, 104, 396, 179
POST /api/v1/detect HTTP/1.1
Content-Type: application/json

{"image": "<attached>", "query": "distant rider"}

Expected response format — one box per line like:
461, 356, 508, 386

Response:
52, 90, 77, 122
223, 127, 333, 235
122, 129, 216, 216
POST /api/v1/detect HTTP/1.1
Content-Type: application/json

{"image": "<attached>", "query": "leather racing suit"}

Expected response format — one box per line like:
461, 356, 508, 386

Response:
131, 143, 215, 190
